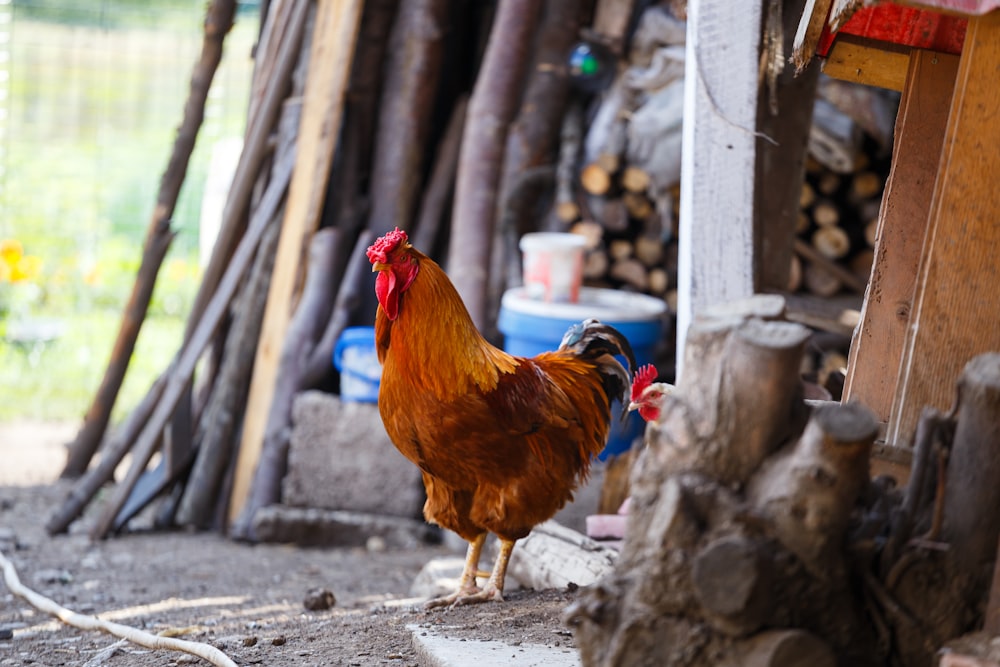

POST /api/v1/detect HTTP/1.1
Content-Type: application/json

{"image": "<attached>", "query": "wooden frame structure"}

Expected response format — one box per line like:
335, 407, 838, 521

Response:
817, 6, 1000, 450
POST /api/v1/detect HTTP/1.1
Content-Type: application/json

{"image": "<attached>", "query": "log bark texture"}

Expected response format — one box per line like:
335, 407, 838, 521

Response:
365, 0, 450, 238
447, 0, 542, 330
567, 299, 878, 666
567, 301, 1000, 666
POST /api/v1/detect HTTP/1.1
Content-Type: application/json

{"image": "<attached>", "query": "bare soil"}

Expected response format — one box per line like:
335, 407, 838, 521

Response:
0, 421, 578, 667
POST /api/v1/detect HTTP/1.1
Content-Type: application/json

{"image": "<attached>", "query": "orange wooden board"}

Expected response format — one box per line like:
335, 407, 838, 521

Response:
888, 11, 1000, 447
843, 50, 959, 427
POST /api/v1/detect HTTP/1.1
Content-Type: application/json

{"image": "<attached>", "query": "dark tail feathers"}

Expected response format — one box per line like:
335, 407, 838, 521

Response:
559, 318, 637, 421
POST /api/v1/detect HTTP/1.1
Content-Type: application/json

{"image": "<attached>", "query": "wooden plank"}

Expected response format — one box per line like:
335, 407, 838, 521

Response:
676, 0, 762, 378
842, 50, 958, 426
822, 34, 911, 91
230, 0, 364, 526
755, 0, 821, 293
792, 0, 833, 72
887, 11, 1000, 447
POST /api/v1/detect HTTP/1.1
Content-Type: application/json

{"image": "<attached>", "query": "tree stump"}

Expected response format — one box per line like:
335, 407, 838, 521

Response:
566, 302, 1000, 666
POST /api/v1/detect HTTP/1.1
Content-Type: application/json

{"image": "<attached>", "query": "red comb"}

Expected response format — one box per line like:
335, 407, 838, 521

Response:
631, 364, 658, 401
367, 227, 409, 265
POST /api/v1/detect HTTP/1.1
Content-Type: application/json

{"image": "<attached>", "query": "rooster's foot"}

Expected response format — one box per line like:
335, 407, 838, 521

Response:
424, 584, 503, 609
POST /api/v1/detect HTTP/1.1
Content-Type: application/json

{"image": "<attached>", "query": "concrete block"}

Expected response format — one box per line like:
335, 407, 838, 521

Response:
252, 505, 438, 549
283, 391, 424, 518
409, 556, 466, 599
409, 625, 581, 667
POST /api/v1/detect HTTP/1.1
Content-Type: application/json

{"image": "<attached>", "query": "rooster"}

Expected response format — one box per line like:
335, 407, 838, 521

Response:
627, 363, 673, 423
367, 228, 636, 607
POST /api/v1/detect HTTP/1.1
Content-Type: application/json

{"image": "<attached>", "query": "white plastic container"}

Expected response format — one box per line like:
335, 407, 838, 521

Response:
519, 232, 587, 303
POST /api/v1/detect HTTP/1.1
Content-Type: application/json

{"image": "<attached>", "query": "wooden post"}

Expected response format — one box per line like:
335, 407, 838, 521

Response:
676, 0, 763, 379
888, 12, 1000, 448
754, 0, 820, 293
841, 50, 958, 426
230, 0, 364, 526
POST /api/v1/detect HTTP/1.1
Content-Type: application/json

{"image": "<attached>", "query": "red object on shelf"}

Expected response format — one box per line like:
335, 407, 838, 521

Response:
817, 2, 968, 57
908, 0, 1000, 13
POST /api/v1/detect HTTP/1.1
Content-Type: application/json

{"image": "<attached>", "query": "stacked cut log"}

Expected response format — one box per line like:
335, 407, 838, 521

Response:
551, 4, 685, 311
568, 296, 1000, 666
791, 76, 897, 298
791, 151, 887, 298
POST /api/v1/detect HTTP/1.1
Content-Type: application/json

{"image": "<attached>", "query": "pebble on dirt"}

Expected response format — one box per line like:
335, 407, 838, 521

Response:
303, 587, 336, 611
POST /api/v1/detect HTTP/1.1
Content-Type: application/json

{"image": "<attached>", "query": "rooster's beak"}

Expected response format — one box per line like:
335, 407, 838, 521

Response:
627, 400, 640, 413
372, 262, 387, 272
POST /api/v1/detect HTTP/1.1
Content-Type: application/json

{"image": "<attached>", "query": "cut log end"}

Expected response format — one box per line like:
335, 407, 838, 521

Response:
581, 163, 613, 196
811, 226, 850, 259
736, 319, 811, 352
961, 352, 1000, 393
813, 402, 879, 445
736, 629, 837, 667
692, 536, 768, 625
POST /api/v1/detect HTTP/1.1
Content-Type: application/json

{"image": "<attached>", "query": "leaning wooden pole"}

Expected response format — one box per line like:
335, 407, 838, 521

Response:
447, 0, 542, 329
60, 0, 238, 479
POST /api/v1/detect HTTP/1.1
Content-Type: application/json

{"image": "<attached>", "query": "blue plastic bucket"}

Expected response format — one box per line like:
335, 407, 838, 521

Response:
497, 287, 667, 459
333, 326, 381, 403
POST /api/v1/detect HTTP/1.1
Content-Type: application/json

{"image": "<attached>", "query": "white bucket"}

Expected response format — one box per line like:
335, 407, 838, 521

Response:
519, 232, 587, 303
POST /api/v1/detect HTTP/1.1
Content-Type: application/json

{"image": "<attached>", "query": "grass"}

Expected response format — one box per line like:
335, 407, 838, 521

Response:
0, 7, 257, 423
0, 311, 186, 422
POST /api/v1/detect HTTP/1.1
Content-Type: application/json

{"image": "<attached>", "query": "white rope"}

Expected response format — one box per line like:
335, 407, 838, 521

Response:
0, 549, 237, 667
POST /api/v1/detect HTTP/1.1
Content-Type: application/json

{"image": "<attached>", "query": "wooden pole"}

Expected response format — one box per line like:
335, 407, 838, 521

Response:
88, 149, 296, 539
59, 0, 237, 478
676, 0, 762, 379
447, 0, 542, 330
230, 0, 364, 527
842, 50, 957, 426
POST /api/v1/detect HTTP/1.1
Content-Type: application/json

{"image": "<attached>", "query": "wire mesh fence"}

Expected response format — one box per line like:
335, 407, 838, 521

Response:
1, 0, 257, 315
0, 1, 258, 419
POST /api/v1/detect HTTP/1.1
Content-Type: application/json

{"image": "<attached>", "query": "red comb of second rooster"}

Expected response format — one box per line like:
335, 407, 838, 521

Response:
631, 364, 658, 402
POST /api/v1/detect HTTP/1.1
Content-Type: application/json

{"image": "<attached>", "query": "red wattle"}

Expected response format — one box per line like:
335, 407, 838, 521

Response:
375, 270, 399, 320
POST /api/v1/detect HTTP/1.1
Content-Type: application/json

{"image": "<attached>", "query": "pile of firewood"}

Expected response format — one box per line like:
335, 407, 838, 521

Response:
791, 149, 888, 298
790, 77, 898, 299
552, 7, 685, 305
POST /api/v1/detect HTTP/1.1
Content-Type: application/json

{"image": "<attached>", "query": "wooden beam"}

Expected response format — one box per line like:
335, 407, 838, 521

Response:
230, 0, 364, 526
888, 11, 1000, 447
755, 0, 821, 293
676, 0, 762, 378
792, 0, 833, 72
842, 50, 959, 427
822, 34, 911, 91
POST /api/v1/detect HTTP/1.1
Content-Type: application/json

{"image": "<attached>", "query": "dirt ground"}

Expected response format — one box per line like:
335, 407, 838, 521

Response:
0, 421, 579, 666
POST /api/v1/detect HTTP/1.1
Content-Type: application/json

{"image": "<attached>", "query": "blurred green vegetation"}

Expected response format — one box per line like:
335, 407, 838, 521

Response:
0, 3, 257, 422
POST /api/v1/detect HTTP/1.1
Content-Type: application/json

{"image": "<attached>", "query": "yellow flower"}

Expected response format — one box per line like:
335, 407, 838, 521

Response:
0, 239, 42, 283
1, 239, 23, 271
13, 254, 42, 282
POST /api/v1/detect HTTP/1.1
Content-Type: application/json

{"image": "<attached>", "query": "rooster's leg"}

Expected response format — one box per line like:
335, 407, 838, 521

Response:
446, 539, 515, 608
472, 538, 515, 603
424, 533, 487, 609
